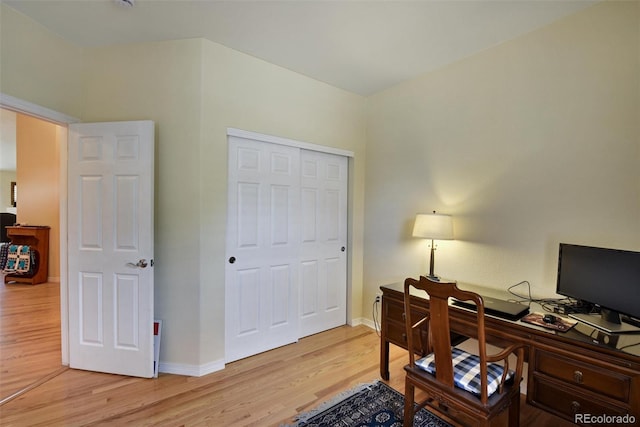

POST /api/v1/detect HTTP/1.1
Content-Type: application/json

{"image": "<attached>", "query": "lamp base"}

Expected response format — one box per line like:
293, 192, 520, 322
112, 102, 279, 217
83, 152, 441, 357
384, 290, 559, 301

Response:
424, 274, 440, 282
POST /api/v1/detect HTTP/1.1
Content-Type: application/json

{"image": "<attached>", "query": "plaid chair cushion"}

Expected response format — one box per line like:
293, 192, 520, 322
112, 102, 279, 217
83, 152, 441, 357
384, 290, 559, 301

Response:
415, 347, 512, 397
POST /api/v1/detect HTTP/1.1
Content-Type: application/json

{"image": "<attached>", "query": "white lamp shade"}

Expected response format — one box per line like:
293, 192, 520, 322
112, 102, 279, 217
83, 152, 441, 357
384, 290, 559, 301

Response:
412, 213, 454, 240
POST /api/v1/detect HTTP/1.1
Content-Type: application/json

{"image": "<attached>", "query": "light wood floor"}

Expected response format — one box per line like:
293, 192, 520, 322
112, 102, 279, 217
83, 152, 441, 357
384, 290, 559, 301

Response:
0, 282, 574, 426
0, 281, 62, 402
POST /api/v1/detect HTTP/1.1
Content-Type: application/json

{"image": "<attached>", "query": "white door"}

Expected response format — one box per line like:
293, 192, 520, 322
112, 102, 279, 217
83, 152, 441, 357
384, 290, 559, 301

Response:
299, 150, 348, 337
67, 121, 154, 377
225, 136, 300, 363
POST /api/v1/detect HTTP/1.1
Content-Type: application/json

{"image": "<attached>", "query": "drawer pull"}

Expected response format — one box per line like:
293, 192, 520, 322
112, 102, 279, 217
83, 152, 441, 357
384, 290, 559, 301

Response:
402, 333, 407, 342
573, 370, 583, 384
571, 401, 581, 413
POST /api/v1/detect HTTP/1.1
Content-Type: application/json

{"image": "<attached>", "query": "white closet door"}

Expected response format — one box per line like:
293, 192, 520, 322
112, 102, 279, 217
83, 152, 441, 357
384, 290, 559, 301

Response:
299, 150, 348, 337
225, 136, 300, 363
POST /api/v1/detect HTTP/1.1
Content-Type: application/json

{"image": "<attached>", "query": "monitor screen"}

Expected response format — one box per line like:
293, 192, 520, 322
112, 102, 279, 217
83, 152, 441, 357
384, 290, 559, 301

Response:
556, 243, 640, 331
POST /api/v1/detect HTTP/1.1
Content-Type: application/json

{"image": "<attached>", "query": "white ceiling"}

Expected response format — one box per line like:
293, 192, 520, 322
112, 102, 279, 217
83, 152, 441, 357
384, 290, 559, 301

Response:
4, 0, 598, 96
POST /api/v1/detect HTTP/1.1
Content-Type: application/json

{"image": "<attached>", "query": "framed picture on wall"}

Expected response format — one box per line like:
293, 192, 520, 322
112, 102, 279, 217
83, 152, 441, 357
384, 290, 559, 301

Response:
10, 181, 17, 207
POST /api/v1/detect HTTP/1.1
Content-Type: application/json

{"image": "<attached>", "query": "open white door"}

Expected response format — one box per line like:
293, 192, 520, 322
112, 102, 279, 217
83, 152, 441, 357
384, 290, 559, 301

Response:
67, 121, 154, 377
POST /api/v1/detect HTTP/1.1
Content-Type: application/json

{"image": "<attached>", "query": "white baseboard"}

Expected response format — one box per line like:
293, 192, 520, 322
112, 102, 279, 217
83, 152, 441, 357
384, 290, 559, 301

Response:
351, 317, 377, 331
159, 358, 225, 377
158, 321, 377, 377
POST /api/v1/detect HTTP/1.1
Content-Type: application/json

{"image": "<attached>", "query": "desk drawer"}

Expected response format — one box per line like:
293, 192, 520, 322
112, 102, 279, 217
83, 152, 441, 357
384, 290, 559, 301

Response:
383, 297, 428, 353
385, 320, 407, 346
530, 375, 628, 424
385, 297, 405, 321
533, 349, 631, 402
386, 316, 429, 352
385, 298, 427, 323
7, 228, 39, 237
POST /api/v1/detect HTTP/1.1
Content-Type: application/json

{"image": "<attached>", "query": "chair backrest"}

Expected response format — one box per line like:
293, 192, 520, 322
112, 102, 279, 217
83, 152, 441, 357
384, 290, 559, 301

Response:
404, 276, 493, 403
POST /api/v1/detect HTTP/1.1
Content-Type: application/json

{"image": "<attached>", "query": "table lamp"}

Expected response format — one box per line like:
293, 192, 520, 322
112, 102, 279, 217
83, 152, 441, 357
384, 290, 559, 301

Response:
412, 211, 454, 280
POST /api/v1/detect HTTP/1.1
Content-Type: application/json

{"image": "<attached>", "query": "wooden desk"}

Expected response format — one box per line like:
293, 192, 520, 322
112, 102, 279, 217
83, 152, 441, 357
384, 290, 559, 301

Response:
380, 282, 640, 425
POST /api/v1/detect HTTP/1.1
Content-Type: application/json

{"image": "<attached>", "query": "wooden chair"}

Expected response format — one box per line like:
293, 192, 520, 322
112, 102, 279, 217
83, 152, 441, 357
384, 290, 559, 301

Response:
403, 276, 525, 427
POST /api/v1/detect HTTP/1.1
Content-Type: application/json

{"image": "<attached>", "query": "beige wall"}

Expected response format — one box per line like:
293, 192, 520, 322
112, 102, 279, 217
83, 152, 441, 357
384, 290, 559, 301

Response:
200, 39, 366, 364
80, 38, 367, 366
0, 170, 17, 211
364, 1, 640, 307
15, 113, 61, 280
80, 39, 208, 366
0, 4, 84, 118
1, 108, 18, 212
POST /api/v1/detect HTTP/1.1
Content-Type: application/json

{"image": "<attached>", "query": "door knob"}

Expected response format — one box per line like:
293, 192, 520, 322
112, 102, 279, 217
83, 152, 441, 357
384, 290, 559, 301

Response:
127, 259, 148, 268
229, 256, 236, 264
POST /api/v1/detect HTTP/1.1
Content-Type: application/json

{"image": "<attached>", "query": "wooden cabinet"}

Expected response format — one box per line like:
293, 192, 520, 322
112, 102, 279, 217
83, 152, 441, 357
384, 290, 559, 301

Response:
4, 226, 50, 285
528, 343, 640, 423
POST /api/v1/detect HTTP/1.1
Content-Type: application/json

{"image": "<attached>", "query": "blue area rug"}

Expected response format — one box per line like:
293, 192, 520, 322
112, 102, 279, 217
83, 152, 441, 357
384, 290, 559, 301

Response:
290, 381, 452, 427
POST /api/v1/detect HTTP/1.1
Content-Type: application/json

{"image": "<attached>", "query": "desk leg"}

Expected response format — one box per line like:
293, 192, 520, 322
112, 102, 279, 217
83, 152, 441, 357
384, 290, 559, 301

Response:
380, 339, 390, 380
380, 328, 390, 380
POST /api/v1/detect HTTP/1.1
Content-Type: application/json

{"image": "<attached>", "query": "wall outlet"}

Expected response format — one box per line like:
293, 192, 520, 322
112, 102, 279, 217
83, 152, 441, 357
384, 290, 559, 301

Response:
375, 295, 381, 303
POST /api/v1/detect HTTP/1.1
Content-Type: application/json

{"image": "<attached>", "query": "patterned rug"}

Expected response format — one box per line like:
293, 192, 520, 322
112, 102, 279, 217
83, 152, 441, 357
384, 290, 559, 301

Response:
288, 380, 452, 427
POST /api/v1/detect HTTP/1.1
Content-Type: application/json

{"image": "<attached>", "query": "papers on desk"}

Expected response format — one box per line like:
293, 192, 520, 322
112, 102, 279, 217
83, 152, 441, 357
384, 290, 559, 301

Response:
521, 312, 577, 332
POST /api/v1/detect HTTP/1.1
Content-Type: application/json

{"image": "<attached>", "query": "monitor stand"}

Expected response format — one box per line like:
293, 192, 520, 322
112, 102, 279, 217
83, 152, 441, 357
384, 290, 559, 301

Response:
569, 313, 640, 334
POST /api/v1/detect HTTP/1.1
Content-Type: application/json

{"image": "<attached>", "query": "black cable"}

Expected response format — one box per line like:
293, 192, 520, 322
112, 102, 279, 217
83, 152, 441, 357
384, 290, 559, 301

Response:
372, 297, 381, 337
506, 280, 532, 302
505, 280, 595, 314
619, 341, 640, 351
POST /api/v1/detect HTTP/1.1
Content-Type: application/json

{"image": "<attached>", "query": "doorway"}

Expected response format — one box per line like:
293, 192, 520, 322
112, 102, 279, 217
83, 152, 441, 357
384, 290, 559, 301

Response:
1, 94, 79, 370
1, 96, 156, 387
0, 107, 65, 402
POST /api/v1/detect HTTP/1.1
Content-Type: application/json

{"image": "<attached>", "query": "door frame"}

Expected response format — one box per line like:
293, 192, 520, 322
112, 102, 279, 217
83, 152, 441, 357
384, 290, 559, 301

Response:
227, 128, 354, 158
0, 93, 80, 365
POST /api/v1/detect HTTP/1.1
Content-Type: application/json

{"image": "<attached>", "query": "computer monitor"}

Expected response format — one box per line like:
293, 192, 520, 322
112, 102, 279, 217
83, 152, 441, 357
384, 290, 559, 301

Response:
556, 243, 640, 334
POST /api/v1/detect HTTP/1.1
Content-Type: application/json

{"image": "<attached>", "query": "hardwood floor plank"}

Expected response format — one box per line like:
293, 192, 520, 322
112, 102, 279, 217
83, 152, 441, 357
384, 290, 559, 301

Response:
1, 282, 574, 426
0, 282, 62, 401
